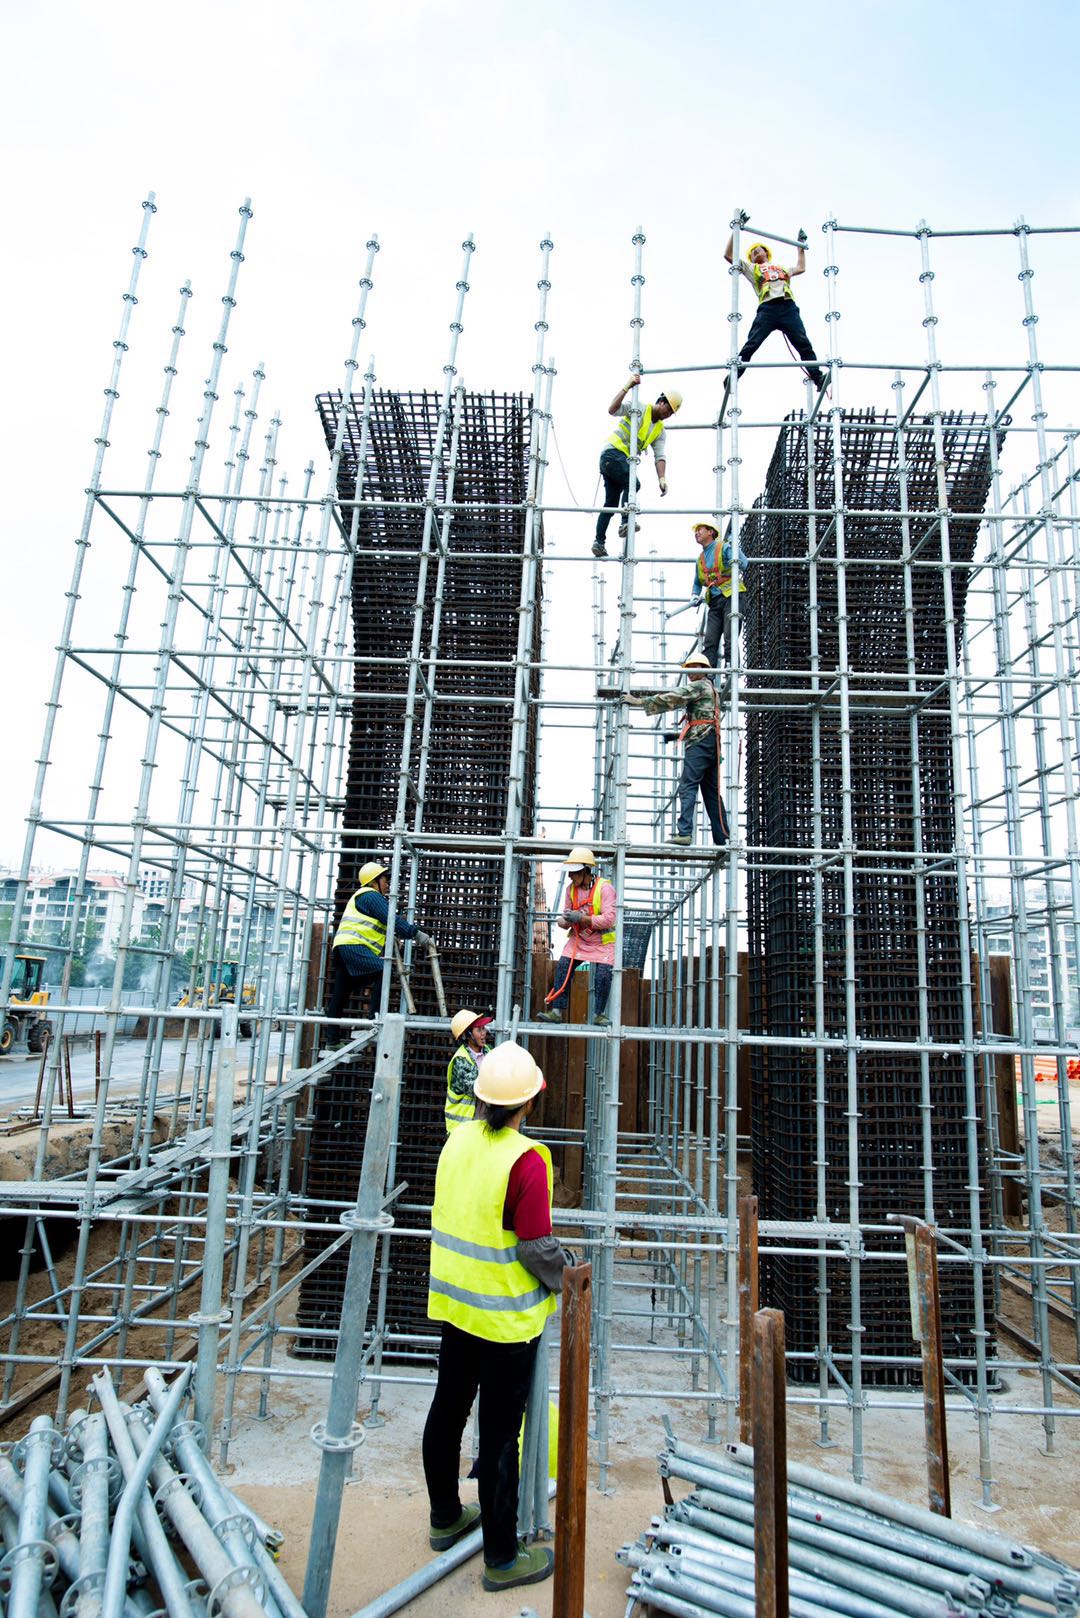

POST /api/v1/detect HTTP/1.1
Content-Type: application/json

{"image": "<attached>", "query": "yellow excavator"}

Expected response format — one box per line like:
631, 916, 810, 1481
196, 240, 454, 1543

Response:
176, 961, 256, 1037
1, 953, 51, 1056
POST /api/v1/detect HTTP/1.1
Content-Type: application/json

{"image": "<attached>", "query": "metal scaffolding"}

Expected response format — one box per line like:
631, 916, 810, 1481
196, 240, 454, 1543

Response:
0, 199, 1078, 1571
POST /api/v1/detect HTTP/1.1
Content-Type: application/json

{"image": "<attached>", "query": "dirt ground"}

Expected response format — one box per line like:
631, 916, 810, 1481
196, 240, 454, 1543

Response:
220, 1346, 1080, 1618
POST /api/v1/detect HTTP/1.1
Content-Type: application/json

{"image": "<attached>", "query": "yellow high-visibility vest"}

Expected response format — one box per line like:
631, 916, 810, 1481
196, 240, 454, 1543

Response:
445, 1046, 479, 1133
568, 878, 616, 947
332, 891, 385, 954
608, 403, 663, 459
697, 547, 747, 600
428, 1124, 558, 1344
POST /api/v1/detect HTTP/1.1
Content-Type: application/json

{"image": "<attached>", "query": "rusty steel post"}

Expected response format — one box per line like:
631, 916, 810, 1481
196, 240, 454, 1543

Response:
739, 1193, 759, 1444
753, 1307, 789, 1618
553, 1263, 592, 1618
891, 1213, 952, 1517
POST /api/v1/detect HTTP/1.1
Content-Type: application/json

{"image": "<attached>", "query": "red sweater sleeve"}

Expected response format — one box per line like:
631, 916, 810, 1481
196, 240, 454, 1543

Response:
502, 1148, 552, 1240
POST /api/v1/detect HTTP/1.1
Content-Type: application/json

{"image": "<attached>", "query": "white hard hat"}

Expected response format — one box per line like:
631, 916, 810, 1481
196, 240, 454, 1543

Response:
472, 1041, 545, 1107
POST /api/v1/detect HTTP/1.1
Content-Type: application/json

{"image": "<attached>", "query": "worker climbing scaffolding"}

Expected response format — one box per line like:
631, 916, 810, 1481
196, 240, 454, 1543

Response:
323, 860, 434, 1046
537, 847, 617, 1026
690, 515, 748, 667
625, 653, 729, 847
723, 210, 827, 393
593, 373, 682, 558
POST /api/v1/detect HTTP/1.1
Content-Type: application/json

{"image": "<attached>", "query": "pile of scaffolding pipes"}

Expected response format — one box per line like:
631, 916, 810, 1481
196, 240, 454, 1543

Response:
619, 1436, 1080, 1618
0, 1365, 301, 1618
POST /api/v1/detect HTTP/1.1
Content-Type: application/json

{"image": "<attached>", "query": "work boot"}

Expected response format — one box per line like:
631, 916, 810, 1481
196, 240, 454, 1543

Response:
536, 1009, 563, 1024
429, 1503, 480, 1552
593, 1012, 611, 1028
670, 833, 692, 845
617, 516, 631, 539
482, 1543, 555, 1592
591, 540, 608, 558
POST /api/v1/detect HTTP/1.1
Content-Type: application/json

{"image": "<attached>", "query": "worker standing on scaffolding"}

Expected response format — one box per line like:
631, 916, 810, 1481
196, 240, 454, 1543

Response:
723, 219, 827, 392
445, 1008, 493, 1131
691, 515, 748, 666
537, 848, 616, 1026
626, 653, 729, 847
323, 861, 432, 1046
424, 1041, 566, 1593
593, 375, 682, 559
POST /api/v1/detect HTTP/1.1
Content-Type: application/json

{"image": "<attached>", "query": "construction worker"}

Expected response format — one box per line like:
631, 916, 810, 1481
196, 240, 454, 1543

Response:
691, 516, 748, 666
594, 374, 683, 559
424, 1040, 569, 1593
323, 861, 432, 1046
537, 848, 616, 1026
445, 1008, 493, 1132
626, 653, 729, 847
723, 222, 827, 392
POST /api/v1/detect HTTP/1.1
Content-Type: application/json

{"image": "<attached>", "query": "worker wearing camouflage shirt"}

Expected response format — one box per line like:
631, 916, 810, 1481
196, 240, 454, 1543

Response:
625, 653, 729, 846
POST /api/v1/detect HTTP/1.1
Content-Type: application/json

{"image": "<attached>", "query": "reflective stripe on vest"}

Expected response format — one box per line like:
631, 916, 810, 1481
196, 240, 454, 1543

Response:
332, 891, 386, 954
607, 402, 663, 459
445, 1046, 478, 1133
678, 682, 722, 744
697, 546, 746, 599
428, 1125, 558, 1344
570, 878, 615, 947
754, 263, 793, 303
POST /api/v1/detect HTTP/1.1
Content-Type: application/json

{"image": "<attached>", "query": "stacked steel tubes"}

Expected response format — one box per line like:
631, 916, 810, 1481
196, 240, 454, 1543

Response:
620, 1435, 1080, 1618
294, 388, 540, 1357
742, 409, 1004, 1386
0, 1367, 293, 1618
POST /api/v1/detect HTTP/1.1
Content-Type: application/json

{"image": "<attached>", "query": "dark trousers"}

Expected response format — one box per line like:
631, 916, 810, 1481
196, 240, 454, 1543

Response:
738, 298, 825, 388
677, 735, 730, 845
423, 1322, 539, 1567
325, 949, 381, 1039
548, 960, 612, 1017
595, 446, 630, 545
703, 595, 742, 667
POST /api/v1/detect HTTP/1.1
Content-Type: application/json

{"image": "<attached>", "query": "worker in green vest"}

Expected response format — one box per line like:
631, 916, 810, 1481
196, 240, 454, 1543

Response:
423, 1041, 570, 1592
445, 1007, 493, 1132
323, 861, 432, 1046
594, 374, 683, 558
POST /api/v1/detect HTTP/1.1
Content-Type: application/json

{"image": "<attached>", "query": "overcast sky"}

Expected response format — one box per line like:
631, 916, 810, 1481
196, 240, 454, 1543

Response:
2, 0, 1077, 871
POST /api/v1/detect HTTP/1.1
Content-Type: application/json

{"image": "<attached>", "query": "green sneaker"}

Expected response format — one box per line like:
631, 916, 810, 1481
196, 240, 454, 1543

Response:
481, 1542, 555, 1591
670, 833, 692, 845
429, 1502, 481, 1552
593, 1012, 611, 1027
536, 1009, 563, 1024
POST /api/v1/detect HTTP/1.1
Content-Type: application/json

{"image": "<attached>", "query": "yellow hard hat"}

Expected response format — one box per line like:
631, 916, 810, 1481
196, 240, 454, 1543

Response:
450, 1008, 492, 1043
691, 516, 722, 538
472, 1041, 545, 1107
747, 242, 772, 262
358, 861, 388, 887
564, 846, 596, 869
683, 652, 712, 670
659, 388, 683, 413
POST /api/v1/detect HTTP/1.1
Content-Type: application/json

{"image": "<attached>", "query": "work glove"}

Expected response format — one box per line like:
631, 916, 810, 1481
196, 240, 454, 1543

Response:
658, 478, 668, 496
734, 208, 750, 228
414, 930, 433, 947
563, 910, 587, 926
797, 228, 808, 245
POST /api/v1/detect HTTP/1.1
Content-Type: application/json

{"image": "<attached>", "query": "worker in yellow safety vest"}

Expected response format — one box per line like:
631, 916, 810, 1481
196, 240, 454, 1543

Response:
537, 847, 617, 1026
690, 515, 749, 667
593, 374, 683, 559
445, 1007, 493, 1132
423, 1041, 571, 1592
323, 861, 432, 1047
723, 217, 827, 392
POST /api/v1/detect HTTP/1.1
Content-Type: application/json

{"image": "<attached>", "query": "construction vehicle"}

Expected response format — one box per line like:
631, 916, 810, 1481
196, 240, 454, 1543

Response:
1, 953, 51, 1056
176, 961, 256, 1037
